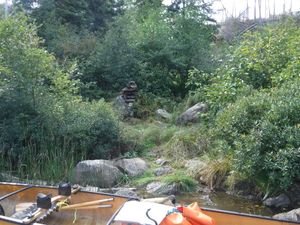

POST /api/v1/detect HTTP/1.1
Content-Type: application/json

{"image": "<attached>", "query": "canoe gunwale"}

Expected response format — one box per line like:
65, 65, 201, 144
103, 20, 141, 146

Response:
0, 182, 138, 225
0, 215, 44, 225
0, 182, 140, 201
202, 207, 300, 224
0, 186, 34, 202
2, 182, 299, 225
106, 199, 129, 225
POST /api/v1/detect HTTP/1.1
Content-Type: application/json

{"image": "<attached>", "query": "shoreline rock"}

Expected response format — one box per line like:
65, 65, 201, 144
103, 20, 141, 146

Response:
263, 193, 291, 208
146, 182, 179, 196
114, 158, 148, 177
72, 160, 122, 188
273, 208, 300, 222
176, 103, 208, 125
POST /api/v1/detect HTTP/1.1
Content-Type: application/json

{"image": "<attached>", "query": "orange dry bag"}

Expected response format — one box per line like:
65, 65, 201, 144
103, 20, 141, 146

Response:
160, 212, 192, 225
160, 202, 215, 225
182, 202, 215, 225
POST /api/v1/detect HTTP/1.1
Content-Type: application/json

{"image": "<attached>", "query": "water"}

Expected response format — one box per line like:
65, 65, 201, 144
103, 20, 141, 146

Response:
177, 191, 275, 217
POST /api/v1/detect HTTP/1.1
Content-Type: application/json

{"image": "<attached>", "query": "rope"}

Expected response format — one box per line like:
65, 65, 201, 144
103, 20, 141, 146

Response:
56, 199, 69, 211
146, 208, 158, 225
72, 209, 77, 224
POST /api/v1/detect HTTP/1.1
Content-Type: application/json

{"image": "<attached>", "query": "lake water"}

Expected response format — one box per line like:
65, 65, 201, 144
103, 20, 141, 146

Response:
177, 191, 278, 217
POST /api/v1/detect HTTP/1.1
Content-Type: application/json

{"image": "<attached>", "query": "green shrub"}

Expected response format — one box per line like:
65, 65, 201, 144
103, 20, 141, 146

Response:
204, 18, 300, 112
215, 91, 271, 145
212, 78, 300, 192
0, 15, 126, 181
132, 91, 175, 119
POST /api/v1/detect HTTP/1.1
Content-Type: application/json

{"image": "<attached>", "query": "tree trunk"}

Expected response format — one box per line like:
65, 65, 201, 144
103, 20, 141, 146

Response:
254, 0, 257, 20
258, 0, 262, 22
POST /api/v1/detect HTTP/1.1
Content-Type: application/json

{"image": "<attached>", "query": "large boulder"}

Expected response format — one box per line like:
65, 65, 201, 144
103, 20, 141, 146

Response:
72, 160, 122, 188
288, 184, 300, 207
0, 172, 20, 183
185, 159, 207, 183
155, 158, 169, 166
115, 95, 133, 118
114, 158, 148, 177
115, 189, 139, 199
273, 208, 300, 222
154, 166, 173, 176
176, 103, 208, 125
156, 109, 172, 120
263, 194, 291, 208
146, 182, 179, 196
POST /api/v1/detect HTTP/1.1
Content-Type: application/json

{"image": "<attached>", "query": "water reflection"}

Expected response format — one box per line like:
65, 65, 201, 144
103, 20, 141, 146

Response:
177, 191, 275, 217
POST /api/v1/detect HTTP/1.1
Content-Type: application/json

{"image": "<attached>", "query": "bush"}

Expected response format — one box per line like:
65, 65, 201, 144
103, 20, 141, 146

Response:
215, 91, 271, 145
43, 99, 123, 159
0, 15, 125, 181
204, 18, 300, 112
212, 78, 300, 192
132, 91, 176, 119
81, 4, 216, 99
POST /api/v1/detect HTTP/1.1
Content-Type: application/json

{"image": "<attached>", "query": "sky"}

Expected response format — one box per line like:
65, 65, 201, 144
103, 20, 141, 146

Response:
1, 0, 300, 22
164, 0, 300, 22
211, 0, 300, 22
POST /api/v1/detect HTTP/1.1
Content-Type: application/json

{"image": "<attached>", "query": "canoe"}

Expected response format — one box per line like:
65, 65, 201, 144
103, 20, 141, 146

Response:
0, 182, 299, 225
0, 182, 130, 225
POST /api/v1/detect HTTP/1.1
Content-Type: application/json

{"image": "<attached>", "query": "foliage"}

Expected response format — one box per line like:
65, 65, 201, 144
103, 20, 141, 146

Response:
16, 0, 124, 31
163, 171, 197, 192
197, 155, 231, 189
82, 2, 216, 98
212, 79, 300, 192
132, 169, 197, 193
164, 126, 211, 163
132, 91, 176, 119
0, 15, 125, 181
184, 68, 212, 108
204, 18, 300, 112
133, 170, 157, 186
15, 0, 126, 99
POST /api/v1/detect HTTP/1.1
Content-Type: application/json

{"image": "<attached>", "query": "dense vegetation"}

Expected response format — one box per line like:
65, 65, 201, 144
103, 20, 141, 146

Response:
0, 15, 128, 181
1, 1, 300, 195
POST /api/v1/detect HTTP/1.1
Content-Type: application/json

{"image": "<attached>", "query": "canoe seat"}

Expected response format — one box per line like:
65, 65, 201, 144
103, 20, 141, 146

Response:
11, 203, 37, 220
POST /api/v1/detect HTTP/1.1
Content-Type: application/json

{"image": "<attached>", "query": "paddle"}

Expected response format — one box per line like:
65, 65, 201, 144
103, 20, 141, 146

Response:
60, 204, 112, 211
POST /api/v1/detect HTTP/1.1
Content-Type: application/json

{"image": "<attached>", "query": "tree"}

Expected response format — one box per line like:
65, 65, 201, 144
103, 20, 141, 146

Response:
0, 14, 126, 180
83, 1, 216, 97
15, 0, 124, 31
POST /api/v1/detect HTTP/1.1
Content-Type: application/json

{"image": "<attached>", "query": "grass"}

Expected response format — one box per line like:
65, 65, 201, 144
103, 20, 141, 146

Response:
0, 115, 213, 191
121, 121, 179, 158
122, 120, 211, 193
0, 135, 84, 183
131, 167, 198, 193
133, 170, 158, 186
199, 155, 232, 189
163, 126, 211, 165
162, 171, 197, 192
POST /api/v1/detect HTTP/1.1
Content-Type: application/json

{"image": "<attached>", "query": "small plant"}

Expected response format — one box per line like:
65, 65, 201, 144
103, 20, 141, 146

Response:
200, 156, 232, 190
164, 126, 209, 163
133, 171, 157, 186
163, 171, 197, 192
